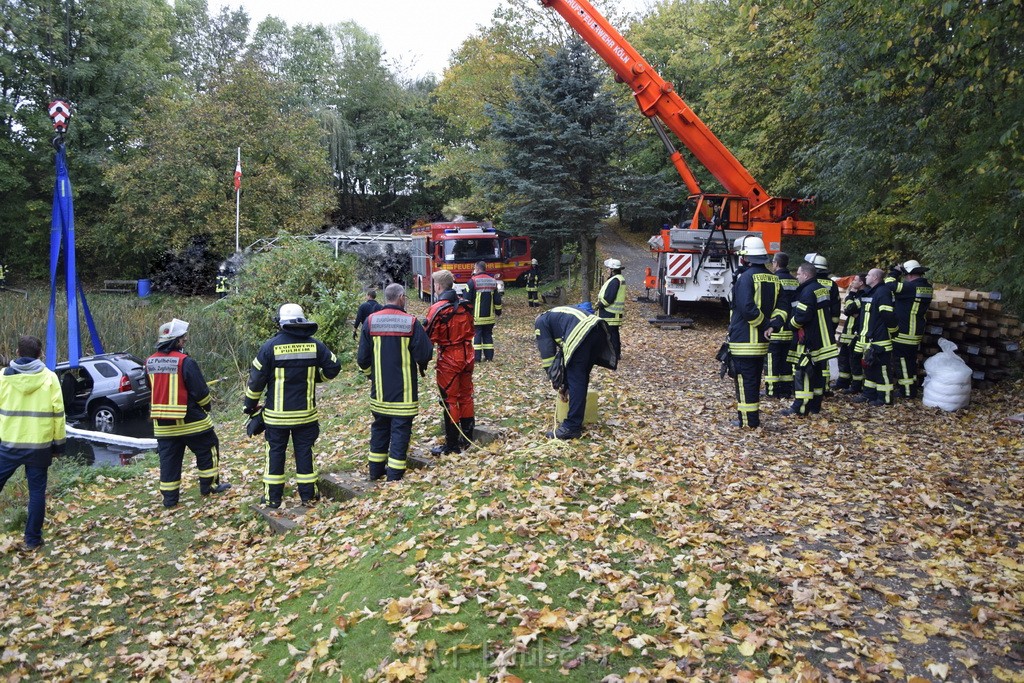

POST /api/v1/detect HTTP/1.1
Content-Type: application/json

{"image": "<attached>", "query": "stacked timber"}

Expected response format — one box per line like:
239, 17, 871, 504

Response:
922, 287, 1022, 383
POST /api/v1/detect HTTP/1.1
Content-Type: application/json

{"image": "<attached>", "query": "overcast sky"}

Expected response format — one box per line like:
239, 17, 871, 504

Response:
210, 0, 652, 80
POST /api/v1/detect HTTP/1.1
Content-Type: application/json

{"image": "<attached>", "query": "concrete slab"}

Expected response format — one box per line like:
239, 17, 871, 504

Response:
251, 504, 306, 534
319, 471, 376, 502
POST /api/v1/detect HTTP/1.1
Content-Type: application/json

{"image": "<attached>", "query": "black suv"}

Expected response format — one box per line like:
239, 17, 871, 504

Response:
56, 353, 152, 431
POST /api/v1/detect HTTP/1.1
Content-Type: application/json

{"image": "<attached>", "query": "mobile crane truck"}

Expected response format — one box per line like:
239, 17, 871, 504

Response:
541, 0, 815, 313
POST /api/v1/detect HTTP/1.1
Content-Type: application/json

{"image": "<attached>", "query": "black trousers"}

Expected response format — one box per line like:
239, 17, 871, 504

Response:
474, 324, 495, 361
527, 289, 539, 307
369, 413, 414, 481
892, 341, 921, 398
733, 355, 765, 428
861, 347, 893, 404
158, 429, 220, 506
791, 358, 824, 415
764, 340, 793, 397
263, 422, 320, 503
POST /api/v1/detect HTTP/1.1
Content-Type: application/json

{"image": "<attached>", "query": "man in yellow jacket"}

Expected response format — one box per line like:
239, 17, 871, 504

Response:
0, 335, 65, 551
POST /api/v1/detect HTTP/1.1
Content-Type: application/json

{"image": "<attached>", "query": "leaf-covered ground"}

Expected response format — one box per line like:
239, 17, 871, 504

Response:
2, 285, 1023, 682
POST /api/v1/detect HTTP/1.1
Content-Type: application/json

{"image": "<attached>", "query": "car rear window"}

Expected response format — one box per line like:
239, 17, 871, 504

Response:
93, 362, 119, 378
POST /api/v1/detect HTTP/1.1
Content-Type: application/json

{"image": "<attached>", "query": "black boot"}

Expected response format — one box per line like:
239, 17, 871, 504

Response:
459, 417, 475, 451
431, 413, 459, 455
369, 462, 386, 481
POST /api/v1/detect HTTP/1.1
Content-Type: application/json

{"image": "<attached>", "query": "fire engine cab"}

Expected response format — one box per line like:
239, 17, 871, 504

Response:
410, 221, 532, 300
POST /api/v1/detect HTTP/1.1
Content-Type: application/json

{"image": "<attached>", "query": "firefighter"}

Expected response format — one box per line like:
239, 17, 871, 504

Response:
357, 284, 433, 481
728, 236, 780, 428
835, 273, 867, 392
804, 253, 841, 389
147, 319, 231, 508
765, 252, 797, 398
891, 260, 933, 398
0, 335, 64, 551
352, 288, 383, 340
0, 262, 7, 289
778, 262, 839, 416
852, 268, 898, 406
424, 270, 475, 455
526, 259, 541, 308
596, 258, 626, 360
245, 304, 340, 507
215, 265, 230, 298
466, 261, 502, 362
534, 305, 617, 440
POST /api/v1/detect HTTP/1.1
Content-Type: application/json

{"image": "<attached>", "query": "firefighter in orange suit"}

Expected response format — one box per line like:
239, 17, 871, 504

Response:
425, 270, 475, 455
357, 284, 433, 481
466, 261, 502, 362
147, 319, 230, 508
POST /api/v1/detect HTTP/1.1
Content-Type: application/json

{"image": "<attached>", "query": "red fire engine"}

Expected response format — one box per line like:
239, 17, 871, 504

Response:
410, 221, 532, 299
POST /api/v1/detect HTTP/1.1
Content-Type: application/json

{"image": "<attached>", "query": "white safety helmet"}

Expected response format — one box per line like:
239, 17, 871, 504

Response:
736, 236, 768, 262
604, 258, 622, 270
277, 303, 318, 334
804, 252, 829, 272
531, 258, 538, 266
902, 259, 928, 275
277, 303, 307, 326
157, 318, 189, 344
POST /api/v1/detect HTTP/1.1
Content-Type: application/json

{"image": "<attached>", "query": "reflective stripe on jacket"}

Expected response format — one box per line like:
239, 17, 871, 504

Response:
892, 277, 932, 345
467, 274, 502, 325
855, 284, 897, 353
597, 274, 626, 326
728, 265, 779, 357
0, 363, 65, 465
357, 305, 433, 417
246, 330, 340, 427
789, 279, 840, 363
148, 351, 215, 437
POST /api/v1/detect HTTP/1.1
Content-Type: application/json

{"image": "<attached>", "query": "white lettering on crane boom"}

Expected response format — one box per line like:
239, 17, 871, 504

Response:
564, 0, 631, 66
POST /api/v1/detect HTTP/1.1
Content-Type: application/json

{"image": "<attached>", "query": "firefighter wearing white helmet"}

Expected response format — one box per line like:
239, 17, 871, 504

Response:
890, 259, 933, 398
147, 318, 231, 508
596, 257, 626, 360
803, 251, 841, 389
727, 235, 782, 428
245, 303, 341, 508
526, 258, 541, 308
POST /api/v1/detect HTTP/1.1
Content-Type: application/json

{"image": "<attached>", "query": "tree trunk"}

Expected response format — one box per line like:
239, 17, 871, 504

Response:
579, 235, 598, 303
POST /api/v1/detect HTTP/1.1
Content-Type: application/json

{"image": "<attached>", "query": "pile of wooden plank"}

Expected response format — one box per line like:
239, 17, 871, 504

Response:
922, 287, 1022, 383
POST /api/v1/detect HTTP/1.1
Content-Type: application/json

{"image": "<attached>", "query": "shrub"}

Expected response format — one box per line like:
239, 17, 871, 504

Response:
224, 239, 360, 353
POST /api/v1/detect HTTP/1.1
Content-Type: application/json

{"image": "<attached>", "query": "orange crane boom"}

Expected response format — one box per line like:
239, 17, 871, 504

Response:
540, 0, 814, 236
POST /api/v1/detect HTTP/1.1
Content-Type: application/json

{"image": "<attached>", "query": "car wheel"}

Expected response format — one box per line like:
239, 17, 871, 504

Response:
90, 403, 120, 433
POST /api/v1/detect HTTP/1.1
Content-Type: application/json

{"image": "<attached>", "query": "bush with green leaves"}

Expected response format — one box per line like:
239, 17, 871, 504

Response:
224, 239, 360, 353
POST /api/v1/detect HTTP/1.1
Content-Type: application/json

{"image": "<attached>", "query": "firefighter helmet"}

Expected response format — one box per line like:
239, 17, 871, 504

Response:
902, 259, 928, 275
531, 258, 538, 266
804, 252, 829, 272
276, 303, 318, 333
604, 258, 622, 270
277, 303, 307, 326
157, 318, 189, 344
736, 236, 768, 263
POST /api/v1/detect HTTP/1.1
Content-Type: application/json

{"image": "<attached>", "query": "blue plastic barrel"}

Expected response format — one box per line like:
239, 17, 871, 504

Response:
137, 279, 151, 298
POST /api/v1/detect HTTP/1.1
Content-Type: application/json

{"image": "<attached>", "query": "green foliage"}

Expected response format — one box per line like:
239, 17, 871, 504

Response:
223, 240, 360, 354
100, 61, 332, 273
486, 39, 627, 299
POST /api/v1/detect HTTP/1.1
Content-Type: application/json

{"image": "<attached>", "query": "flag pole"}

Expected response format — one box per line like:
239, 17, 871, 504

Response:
234, 147, 241, 253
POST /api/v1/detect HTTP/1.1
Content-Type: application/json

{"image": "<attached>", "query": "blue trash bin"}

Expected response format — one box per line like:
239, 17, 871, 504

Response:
137, 279, 151, 298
